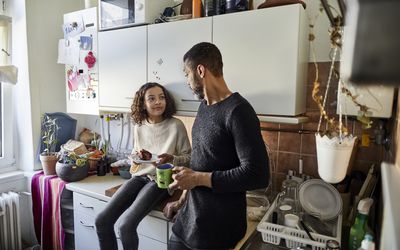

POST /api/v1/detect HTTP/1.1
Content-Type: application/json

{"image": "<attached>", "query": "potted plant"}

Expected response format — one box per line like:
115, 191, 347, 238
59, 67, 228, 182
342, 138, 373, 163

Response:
39, 114, 60, 175
56, 151, 89, 182
311, 21, 371, 184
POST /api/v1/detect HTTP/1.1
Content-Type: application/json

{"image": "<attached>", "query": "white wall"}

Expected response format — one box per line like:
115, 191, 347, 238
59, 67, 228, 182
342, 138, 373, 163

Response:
9, 0, 84, 171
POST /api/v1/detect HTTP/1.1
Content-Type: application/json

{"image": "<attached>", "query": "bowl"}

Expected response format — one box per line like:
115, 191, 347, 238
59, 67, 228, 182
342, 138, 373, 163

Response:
118, 166, 132, 179
56, 161, 89, 182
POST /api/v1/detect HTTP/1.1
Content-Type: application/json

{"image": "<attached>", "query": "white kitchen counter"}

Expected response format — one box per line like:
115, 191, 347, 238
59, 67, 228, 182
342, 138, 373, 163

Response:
65, 173, 165, 218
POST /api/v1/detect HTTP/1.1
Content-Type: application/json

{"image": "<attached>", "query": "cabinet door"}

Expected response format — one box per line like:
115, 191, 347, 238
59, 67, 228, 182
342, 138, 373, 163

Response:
213, 5, 309, 116
74, 212, 101, 250
138, 235, 167, 250
148, 18, 212, 113
98, 26, 147, 112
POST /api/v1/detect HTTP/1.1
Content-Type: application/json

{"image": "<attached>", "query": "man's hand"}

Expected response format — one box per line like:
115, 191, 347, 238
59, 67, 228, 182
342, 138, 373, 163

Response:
169, 166, 212, 190
163, 200, 183, 222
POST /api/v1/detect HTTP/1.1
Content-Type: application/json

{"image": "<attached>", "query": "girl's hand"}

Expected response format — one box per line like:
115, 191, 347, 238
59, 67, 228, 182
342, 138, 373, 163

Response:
157, 153, 174, 164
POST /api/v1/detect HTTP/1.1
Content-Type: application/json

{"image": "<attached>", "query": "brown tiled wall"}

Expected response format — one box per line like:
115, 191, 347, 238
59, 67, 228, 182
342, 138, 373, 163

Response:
177, 62, 395, 191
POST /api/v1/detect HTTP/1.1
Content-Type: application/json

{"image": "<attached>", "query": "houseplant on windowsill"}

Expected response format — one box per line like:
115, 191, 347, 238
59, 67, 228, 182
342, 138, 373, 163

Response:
39, 114, 60, 175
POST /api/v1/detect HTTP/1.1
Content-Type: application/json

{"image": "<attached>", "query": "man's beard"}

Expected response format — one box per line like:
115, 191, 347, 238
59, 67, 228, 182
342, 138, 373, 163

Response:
192, 74, 204, 100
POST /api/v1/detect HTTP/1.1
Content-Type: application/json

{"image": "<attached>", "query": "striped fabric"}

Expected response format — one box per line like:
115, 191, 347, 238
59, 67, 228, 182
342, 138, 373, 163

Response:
32, 171, 66, 250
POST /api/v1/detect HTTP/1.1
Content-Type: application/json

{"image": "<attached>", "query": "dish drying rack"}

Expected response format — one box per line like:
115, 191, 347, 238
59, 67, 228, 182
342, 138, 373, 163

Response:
257, 197, 342, 250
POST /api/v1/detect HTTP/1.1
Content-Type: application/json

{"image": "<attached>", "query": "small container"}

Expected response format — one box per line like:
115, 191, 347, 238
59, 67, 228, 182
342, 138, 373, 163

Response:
192, 0, 202, 18
215, 0, 226, 15
204, 0, 215, 16
326, 239, 341, 249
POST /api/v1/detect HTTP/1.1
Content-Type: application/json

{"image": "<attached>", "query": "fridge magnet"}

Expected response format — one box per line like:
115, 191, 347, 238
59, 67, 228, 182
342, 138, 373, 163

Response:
84, 51, 96, 69
67, 68, 79, 91
63, 17, 85, 39
80, 36, 93, 50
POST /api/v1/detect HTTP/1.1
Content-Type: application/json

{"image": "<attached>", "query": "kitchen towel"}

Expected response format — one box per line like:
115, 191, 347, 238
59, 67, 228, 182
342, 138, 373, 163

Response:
32, 171, 66, 250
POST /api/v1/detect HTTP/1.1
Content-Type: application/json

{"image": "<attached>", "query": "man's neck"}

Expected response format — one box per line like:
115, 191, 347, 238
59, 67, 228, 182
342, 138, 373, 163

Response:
204, 77, 232, 105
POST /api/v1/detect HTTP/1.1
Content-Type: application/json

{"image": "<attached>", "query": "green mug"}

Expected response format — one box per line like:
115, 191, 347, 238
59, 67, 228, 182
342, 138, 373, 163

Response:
156, 163, 173, 189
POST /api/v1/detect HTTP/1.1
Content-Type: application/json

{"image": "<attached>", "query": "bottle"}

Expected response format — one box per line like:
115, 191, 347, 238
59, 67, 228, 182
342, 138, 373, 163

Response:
348, 198, 374, 250
358, 234, 375, 250
192, 0, 202, 18
204, 0, 215, 16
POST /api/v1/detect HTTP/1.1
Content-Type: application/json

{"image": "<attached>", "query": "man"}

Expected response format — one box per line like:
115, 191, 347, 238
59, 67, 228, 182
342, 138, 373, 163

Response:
164, 42, 269, 250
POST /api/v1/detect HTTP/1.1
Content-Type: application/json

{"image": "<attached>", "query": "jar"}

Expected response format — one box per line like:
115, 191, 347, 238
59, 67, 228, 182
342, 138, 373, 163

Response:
204, 0, 215, 16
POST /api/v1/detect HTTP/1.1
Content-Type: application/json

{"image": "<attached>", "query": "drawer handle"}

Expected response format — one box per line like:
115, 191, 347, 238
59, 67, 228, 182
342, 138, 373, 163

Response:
181, 99, 201, 102
79, 202, 94, 209
80, 220, 95, 229
125, 97, 134, 100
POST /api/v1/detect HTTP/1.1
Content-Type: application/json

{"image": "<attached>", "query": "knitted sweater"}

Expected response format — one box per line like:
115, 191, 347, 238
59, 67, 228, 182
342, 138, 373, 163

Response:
130, 117, 191, 177
172, 93, 270, 250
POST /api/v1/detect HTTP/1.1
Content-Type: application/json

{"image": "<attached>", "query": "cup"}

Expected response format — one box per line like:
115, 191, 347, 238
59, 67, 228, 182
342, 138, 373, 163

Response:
277, 204, 293, 225
284, 214, 301, 229
156, 163, 173, 189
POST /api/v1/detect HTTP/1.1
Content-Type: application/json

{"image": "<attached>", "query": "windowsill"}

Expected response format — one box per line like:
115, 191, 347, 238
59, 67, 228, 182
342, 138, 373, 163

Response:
0, 170, 25, 184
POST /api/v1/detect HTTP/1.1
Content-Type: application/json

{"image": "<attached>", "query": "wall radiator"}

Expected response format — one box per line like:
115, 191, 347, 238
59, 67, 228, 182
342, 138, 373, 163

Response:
0, 192, 22, 250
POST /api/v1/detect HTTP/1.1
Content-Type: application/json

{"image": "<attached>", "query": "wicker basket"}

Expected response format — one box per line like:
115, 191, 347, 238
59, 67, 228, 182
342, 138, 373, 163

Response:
88, 157, 100, 172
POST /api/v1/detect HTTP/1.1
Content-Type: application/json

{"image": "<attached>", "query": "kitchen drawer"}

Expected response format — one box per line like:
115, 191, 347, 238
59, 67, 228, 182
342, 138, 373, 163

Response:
74, 211, 101, 250
137, 215, 168, 243
73, 192, 107, 216
138, 235, 167, 250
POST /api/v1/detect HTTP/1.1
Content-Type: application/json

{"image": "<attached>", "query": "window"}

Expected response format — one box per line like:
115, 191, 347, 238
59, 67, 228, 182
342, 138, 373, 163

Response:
0, 81, 15, 172
0, 15, 15, 172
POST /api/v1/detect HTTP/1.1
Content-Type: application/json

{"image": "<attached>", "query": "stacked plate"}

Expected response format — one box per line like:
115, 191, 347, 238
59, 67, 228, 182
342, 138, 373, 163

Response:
298, 179, 342, 221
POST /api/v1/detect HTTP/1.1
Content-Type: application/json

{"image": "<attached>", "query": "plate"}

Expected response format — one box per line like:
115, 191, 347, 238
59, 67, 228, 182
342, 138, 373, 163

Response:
298, 179, 342, 221
130, 154, 159, 164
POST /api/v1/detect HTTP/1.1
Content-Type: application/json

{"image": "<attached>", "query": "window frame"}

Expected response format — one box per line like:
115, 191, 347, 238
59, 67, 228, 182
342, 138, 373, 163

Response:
0, 82, 16, 173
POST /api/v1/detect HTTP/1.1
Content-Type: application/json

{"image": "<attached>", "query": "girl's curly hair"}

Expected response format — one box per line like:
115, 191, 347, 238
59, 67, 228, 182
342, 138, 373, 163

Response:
130, 82, 176, 125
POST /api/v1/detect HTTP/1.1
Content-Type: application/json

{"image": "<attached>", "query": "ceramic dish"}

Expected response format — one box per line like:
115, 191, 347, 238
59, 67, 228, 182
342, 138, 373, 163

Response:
298, 179, 342, 221
130, 154, 159, 164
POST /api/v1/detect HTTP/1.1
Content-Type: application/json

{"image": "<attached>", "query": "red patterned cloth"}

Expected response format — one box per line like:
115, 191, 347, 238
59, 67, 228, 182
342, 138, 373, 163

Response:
32, 171, 66, 250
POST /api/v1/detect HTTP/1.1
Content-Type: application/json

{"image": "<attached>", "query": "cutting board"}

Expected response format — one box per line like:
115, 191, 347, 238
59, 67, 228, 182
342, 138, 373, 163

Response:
105, 184, 122, 197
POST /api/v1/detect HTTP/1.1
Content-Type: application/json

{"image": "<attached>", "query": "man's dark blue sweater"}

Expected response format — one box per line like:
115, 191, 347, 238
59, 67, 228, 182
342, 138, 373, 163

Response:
172, 93, 270, 250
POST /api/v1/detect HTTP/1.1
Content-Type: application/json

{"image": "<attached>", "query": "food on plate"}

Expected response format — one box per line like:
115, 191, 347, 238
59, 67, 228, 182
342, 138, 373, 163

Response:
138, 149, 152, 160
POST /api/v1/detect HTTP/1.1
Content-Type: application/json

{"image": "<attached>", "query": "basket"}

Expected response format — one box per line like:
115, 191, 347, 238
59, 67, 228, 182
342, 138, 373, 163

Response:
257, 197, 342, 250
88, 157, 100, 172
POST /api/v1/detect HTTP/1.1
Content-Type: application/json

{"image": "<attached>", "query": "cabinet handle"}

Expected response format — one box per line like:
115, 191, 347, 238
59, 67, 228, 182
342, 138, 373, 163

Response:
181, 99, 201, 102
79, 202, 94, 209
125, 97, 134, 100
80, 220, 95, 229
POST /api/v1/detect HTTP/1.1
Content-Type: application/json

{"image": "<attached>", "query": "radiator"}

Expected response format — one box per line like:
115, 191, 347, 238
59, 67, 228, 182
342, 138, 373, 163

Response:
0, 192, 22, 250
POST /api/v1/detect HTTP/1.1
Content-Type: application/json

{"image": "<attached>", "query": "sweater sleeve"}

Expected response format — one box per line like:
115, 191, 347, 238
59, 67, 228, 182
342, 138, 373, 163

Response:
211, 103, 270, 193
172, 120, 192, 167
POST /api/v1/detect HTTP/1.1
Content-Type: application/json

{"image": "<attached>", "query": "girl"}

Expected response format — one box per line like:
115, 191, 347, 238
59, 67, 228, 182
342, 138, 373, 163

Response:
95, 82, 191, 250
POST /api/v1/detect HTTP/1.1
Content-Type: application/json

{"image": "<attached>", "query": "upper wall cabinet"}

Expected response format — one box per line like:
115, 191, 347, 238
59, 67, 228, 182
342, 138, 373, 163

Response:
98, 26, 147, 112
213, 4, 309, 116
147, 18, 212, 113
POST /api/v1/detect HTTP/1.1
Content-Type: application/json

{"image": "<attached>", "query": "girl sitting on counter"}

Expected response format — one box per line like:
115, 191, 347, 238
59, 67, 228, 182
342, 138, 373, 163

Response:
95, 82, 191, 250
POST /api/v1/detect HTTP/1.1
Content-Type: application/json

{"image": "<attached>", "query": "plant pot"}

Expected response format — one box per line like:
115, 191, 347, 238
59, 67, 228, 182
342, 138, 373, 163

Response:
56, 161, 89, 182
315, 134, 357, 184
39, 154, 59, 175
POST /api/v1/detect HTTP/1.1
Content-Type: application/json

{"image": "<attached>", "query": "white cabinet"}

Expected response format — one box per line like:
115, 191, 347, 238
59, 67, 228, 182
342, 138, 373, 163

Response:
147, 18, 212, 113
213, 5, 309, 116
98, 5, 308, 117
73, 192, 168, 250
98, 26, 147, 112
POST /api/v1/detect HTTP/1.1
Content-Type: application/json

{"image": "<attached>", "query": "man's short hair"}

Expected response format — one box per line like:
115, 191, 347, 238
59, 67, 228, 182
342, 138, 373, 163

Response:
183, 42, 223, 77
